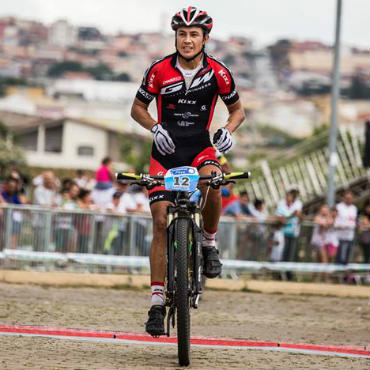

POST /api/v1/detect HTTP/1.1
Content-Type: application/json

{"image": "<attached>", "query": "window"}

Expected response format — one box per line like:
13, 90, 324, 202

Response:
17, 130, 38, 151
77, 146, 94, 156
45, 125, 63, 153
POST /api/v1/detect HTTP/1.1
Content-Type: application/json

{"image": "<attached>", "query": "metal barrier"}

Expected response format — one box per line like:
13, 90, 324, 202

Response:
0, 205, 369, 278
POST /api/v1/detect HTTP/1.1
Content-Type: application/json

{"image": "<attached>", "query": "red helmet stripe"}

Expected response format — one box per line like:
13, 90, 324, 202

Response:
187, 6, 192, 22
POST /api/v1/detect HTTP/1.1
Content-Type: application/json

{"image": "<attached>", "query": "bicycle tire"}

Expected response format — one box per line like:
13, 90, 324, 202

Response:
175, 217, 191, 366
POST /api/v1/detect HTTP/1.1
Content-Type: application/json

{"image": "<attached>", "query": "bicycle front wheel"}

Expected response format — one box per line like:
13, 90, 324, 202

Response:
175, 217, 191, 366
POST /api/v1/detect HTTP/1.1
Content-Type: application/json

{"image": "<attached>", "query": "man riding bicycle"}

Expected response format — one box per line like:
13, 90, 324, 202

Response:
131, 6, 245, 336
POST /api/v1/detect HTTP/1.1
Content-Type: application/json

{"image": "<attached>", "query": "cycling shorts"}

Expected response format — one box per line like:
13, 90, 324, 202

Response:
148, 143, 220, 205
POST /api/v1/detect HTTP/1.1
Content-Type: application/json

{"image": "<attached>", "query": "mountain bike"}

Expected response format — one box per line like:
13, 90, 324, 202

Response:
116, 167, 250, 366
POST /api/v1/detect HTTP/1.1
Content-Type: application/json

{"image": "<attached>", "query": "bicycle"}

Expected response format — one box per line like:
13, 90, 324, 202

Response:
116, 166, 250, 366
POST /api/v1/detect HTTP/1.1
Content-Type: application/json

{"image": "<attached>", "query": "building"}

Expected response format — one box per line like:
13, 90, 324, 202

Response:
0, 110, 131, 170
49, 19, 77, 48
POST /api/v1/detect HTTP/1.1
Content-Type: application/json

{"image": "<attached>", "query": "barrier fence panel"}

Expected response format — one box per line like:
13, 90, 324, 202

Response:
0, 205, 369, 278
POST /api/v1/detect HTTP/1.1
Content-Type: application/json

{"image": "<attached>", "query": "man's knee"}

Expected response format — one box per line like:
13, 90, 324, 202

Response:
153, 214, 167, 233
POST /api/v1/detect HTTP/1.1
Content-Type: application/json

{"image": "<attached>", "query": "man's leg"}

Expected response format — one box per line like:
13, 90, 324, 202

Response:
145, 200, 171, 336
198, 164, 223, 278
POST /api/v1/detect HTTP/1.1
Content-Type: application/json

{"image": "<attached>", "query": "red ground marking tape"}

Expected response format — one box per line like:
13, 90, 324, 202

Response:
0, 324, 369, 357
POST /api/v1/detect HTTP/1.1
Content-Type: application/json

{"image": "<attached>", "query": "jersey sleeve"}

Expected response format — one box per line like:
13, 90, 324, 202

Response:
213, 61, 240, 105
135, 62, 161, 104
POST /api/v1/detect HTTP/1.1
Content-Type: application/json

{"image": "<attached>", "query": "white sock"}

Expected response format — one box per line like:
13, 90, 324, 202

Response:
151, 282, 165, 306
202, 230, 217, 247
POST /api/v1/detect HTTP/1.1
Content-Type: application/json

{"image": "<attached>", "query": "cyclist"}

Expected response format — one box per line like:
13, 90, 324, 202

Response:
131, 6, 245, 336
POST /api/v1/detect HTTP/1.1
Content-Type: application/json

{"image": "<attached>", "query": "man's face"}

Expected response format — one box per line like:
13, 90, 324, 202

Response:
176, 26, 208, 59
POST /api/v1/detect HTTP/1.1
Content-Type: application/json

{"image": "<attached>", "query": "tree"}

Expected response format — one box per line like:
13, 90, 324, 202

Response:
47, 61, 83, 78
115, 72, 131, 82
86, 63, 114, 80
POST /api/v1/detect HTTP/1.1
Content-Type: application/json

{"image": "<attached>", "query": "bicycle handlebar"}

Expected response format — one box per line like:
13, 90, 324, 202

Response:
115, 171, 251, 189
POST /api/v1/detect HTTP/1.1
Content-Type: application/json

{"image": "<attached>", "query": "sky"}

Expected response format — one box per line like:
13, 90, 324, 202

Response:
1, 0, 369, 48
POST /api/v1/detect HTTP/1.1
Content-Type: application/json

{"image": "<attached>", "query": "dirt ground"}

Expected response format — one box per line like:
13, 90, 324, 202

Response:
0, 282, 369, 370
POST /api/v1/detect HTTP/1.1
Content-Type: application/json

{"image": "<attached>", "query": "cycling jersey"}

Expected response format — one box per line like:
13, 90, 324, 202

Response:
136, 52, 240, 204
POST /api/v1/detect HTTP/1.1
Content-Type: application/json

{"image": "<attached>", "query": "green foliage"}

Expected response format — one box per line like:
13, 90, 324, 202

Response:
0, 139, 26, 179
350, 75, 370, 99
0, 77, 29, 97
86, 63, 114, 80
119, 135, 152, 173
222, 54, 235, 65
47, 61, 83, 77
115, 72, 131, 82
47, 61, 131, 82
257, 125, 302, 147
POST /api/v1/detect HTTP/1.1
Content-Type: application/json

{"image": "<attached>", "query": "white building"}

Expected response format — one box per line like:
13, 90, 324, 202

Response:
0, 111, 132, 170
49, 19, 76, 48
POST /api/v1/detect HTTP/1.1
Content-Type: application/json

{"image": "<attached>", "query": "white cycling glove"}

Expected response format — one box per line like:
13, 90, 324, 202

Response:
213, 127, 233, 153
151, 123, 176, 155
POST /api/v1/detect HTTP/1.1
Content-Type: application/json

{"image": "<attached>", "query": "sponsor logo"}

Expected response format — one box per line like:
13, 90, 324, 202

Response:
218, 69, 230, 85
188, 82, 212, 93
148, 72, 156, 88
178, 99, 196, 104
166, 103, 176, 110
174, 112, 199, 119
138, 87, 154, 101
221, 90, 237, 101
160, 82, 183, 95
177, 120, 195, 127
163, 76, 182, 84
190, 70, 214, 88
201, 105, 207, 111
149, 194, 165, 202
199, 159, 221, 168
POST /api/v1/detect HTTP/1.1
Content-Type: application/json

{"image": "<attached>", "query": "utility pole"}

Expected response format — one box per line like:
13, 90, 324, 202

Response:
327, 0, 343, 207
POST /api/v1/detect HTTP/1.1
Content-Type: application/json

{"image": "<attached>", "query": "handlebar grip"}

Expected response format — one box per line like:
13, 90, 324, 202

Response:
115, 173, 141, 181
225, 172, 251, 180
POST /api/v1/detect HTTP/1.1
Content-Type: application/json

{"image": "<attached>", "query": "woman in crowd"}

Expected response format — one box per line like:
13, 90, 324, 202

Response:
311, 204, 335, 264
358, 200, 370, 263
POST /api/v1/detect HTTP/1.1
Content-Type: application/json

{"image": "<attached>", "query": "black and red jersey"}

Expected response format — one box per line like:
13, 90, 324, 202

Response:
136, 52, 240, 142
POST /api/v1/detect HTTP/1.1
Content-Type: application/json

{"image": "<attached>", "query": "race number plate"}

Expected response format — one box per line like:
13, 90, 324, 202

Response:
164, 166, 199, 192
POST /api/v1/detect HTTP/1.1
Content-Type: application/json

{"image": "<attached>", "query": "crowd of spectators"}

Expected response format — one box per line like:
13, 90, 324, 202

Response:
221, 185, 370, 265
0, 157, 369, 264
0, 157, 150, 215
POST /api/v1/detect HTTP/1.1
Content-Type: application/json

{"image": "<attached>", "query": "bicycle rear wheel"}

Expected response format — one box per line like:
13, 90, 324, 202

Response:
175, 217, 191, 366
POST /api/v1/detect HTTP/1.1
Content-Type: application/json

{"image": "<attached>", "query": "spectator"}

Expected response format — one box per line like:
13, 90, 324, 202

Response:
104, 191, 127, 255
75, 189, 93, 253
325, 208, 339, 263
74, 169, 88, 188
55, 182, 80, 253
311, 204, 334, 264
131, 185, 150, 214
223, 190, 254, 218
334, 190, 357, 264
117, 182, 137, 213
357, 200, 370, 263
32, 171, 59, 251
275, 186, 303, 263
33, 171, 58, 207
253, 199, 267, 222
1, 177, 26, 249
221, 183, 239, 212
92, 157, 116, 208
270, 221, 285, 263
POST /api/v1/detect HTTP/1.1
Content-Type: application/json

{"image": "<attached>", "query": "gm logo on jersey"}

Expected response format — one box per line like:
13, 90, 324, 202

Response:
161, 82, 183, 94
